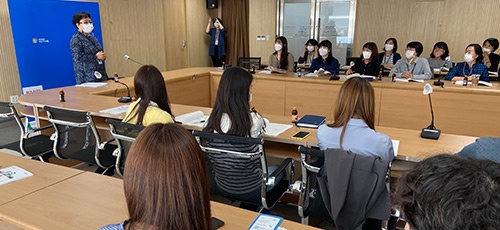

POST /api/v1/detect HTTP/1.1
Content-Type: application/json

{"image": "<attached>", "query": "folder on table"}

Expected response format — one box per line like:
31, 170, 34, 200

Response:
295, 115, 326, 129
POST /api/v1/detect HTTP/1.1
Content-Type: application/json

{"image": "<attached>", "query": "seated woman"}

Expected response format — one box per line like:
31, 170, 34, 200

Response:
482, 38, 500, 72
427, 41, 453, 69
122, 65, 174, 126
316, 77, 394, 229
203, 67, 285, 198
100, 123, 212, 230
309, 40, 340, 75
317, 77, 394, 162
298, 38, 319, 65
389, 41, 432, 80
346, 42, 380, 76
268, 36, 294, 72
378, 37, 401, 70
444, 44, 489, 82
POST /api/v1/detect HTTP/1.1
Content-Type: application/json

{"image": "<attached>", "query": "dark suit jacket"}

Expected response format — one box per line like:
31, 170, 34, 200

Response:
317, 149, 390, 230
378, 52, 401, 67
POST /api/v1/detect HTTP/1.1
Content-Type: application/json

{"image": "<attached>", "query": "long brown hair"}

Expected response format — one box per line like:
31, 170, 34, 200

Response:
123, 123, 211, 230
328, 77, 375, 148
273, 36, 290, 70
125, 65, 173, 125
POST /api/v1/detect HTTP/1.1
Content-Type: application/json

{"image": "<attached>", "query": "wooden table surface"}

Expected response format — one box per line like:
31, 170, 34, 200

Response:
0, 153, 83, 206
0, 153, 317, 230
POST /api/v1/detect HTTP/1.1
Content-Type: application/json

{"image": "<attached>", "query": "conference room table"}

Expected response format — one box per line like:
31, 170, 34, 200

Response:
17, 67, 478, 163
0, 152, 318, 230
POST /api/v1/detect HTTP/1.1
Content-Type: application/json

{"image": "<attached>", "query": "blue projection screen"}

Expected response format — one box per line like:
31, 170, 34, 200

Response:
8, 0, 104, 90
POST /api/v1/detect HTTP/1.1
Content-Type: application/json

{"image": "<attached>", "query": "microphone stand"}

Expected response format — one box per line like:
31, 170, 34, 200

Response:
114, 73, 132, 103
421, 93, 441, 139
434, 61, 448, 87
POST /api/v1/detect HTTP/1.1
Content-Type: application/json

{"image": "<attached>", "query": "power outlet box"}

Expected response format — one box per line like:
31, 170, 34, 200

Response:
10, 95, 19, 104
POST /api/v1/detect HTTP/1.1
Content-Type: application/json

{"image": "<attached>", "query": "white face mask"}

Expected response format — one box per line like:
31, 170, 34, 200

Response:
274, 44, 282, 51
405, 50, 415, 59
319, 48, 328, 56
385, 44, 394, 51
464, 53, 474, 63
483, 47, 492, 54
82, 23, 94, 34
214, 22, 220, 28
307, 46, 315, 52
362, 51, 372, 59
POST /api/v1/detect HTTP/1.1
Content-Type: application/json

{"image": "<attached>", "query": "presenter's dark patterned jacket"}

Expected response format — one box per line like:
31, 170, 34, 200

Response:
70, 32, 106, 84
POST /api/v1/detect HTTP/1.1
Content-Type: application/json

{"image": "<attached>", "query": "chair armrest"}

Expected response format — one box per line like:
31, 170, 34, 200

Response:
99, 138, 116, 150
31, 124, 53, 132
267, 158, 294, 186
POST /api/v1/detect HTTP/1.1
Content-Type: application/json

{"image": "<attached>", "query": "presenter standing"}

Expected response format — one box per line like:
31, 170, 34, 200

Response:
70, 12, 107, 84
206, 18, 226, 67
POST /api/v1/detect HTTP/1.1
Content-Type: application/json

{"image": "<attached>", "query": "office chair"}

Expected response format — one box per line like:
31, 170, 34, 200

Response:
294, 146, 333, 225
0, 102, 53, 161
238, 57, 262, 70
192, 130, 294, 211
345, 57, 361, 66
105, 118, 144, 177
44, 105, 116, 174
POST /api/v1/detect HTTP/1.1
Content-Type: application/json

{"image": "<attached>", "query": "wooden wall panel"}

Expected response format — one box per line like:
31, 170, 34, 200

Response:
249, 0, 276, 66
0, 0, 22, 102
353, 0, 500, 63
185, 0, 215, 68
99, 0, 166, 77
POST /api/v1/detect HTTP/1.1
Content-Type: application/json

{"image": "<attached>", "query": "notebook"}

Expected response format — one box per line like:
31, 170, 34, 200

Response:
295, 115, 326, 129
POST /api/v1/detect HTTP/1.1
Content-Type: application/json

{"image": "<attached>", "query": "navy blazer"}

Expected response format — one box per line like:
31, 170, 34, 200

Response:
378, 52, 401, 66
207, 28, 226, 58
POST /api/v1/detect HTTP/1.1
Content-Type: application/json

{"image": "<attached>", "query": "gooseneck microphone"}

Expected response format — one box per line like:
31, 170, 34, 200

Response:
123, 54, 144, 66
434, 56, 451, 87
421, 83, 441, 140
113, 72, 132, 103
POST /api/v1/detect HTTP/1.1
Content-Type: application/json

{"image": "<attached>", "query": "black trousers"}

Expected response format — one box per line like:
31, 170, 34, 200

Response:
211, 45, 226, 67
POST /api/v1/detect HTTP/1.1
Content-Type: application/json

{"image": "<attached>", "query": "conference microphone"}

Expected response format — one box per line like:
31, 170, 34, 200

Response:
123, 54, 144, 66
421, 83, 441, 140
113, 72, 132, 103
434, 56, 451, 87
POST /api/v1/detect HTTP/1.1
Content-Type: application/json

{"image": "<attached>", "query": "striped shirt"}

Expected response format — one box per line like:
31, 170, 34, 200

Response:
204, 112, 267, 194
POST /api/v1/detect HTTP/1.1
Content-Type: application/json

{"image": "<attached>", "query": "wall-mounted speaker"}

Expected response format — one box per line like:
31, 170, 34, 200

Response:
207, 0, 218, 9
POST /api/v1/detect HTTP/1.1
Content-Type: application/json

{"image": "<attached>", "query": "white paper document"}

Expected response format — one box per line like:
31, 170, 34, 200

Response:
394, 78, 424, 83
346, 73, 376, 80
454, 80, 492, 87
265, 123, 293, 137
99, 105, 130, 115
176, 111, 209, 128
392, 140, 400, 157
248, 214, 283, 230
0, 166, 33, 186
76, 82, 108, 88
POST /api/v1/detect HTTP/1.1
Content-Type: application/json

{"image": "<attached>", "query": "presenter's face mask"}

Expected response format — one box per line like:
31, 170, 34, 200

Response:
274, 43, 283, 51
82, 23, 94, 34
307, 46, 315, 52
214, 22, 220, 27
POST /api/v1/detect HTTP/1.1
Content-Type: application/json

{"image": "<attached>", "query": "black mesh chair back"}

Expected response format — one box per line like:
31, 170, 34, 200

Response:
105, 118, 144, 176
44, 106, 116, 169
238, 57, 262, 70
346, 57, 361, 66
0, 102, 53, 160
193, 130, 293, 210
297, 146, 333, 223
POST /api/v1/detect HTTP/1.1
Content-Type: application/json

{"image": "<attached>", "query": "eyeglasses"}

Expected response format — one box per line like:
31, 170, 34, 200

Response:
79, 21, 93, 25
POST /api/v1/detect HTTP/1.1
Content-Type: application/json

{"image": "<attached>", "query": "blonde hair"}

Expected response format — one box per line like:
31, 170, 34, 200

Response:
328, 77, 375, 148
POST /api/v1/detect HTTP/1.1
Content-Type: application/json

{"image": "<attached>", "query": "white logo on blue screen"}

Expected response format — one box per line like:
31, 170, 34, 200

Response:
32, 38, 50, 44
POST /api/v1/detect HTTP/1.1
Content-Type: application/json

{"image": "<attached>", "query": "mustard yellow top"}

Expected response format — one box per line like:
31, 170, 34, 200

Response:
122, 100, 174, 126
